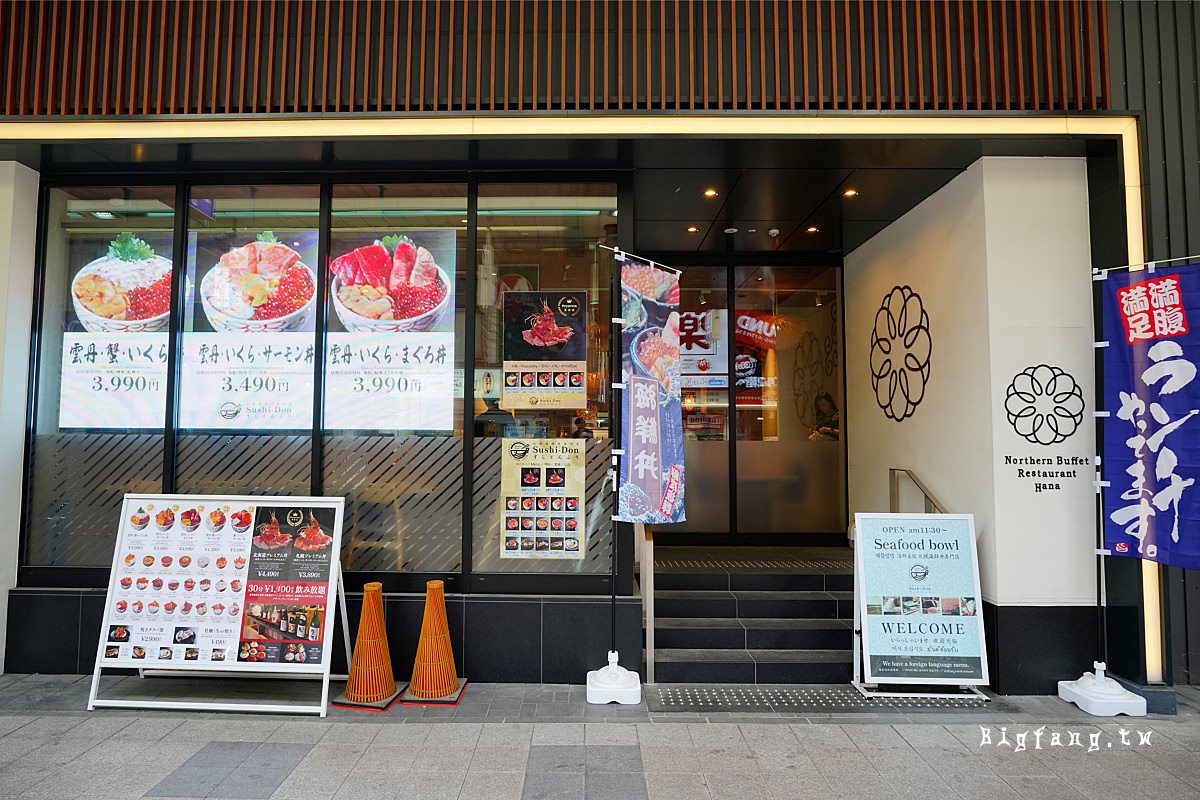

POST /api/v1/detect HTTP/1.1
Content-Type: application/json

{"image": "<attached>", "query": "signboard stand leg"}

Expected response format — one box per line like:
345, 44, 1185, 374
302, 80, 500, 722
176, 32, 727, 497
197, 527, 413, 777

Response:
337, 562, 353, 670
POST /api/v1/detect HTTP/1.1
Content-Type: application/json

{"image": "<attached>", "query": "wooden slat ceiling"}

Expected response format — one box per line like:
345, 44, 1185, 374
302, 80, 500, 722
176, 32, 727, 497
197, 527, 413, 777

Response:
1, 0, 1109, 118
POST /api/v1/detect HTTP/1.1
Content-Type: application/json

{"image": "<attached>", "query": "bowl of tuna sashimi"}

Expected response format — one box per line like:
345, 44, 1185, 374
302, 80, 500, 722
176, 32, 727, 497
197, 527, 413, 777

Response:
200, 232, 316, 332
72, 232, 173, 333
330, 236, 451, 333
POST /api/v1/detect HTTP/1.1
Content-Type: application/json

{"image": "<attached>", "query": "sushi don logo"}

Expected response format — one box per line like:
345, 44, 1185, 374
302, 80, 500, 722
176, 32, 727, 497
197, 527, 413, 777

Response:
509, 441, 530, 460
910, 564, 929, 582
219, 401, 241, 420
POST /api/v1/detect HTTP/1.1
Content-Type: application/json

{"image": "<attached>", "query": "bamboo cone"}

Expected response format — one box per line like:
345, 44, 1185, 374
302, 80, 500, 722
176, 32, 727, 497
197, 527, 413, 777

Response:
409, 580, 459, 699
343, 582, 396, 705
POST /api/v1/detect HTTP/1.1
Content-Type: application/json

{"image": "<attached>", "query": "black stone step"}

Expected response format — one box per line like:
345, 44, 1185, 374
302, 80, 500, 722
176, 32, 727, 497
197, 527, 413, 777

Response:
653, 570, 854, 593
654, 617, 854, 650
654, 589, 853, 620
652, 648, 854, 684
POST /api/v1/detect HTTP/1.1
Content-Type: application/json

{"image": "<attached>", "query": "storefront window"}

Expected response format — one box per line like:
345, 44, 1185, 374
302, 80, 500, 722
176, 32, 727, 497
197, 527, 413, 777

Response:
26, 186, 176, 566
470, 183, 618, 573
176, 186, 320, 495
672, 266, 731, 533
734, 266, 846, 533
324, 184, 467, 573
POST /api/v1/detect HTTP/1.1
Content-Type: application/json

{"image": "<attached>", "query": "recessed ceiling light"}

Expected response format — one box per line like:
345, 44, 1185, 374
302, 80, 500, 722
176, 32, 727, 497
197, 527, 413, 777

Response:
686, 226, 700, 233
756, 276, 764, 281
806, 226, 820, 233
843, 188, 859, 198
703, 188, 719, 197
747, 228, 757, 233
461, 219, 468, 223
724, 227, 738, 234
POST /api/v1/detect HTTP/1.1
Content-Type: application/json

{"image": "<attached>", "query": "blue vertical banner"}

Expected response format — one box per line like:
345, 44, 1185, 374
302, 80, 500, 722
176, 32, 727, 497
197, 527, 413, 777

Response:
616, 254, 686, 523
1102, 265, 1200, 569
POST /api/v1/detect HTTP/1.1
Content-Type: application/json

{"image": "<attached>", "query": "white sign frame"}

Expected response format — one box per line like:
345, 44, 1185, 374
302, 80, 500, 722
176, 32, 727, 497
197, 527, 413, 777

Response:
852, 512, 990, 699
88, 494, 346, 717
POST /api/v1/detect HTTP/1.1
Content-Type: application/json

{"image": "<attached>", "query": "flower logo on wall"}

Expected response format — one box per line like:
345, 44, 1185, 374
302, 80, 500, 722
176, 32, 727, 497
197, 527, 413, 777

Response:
1004, 364, 1085, 445
870, 285, 932, 421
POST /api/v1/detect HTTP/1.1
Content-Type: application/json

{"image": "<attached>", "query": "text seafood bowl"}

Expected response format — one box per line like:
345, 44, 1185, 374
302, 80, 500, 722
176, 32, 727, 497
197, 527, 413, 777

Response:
200, 262, 318, 332
70, 254, 173, 333
329, 265, 452, 332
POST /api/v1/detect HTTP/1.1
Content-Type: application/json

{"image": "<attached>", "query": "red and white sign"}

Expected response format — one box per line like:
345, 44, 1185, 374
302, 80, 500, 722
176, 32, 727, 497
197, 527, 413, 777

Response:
1118, 274, 1190, 344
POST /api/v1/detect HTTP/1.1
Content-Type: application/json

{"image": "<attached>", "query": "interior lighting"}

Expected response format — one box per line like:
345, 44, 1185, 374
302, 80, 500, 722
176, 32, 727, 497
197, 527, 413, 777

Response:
843, 188, 859, 197
687, 226, 700, 233
93, 211, 116, 219
724, 227, 738, 234
703, 188, 719, 197
806, 226, 820, 233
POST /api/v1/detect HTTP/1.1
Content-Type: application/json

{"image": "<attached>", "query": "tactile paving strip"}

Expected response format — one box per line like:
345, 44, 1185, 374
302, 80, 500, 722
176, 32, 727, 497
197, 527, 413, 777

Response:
646, 684, 1001, 713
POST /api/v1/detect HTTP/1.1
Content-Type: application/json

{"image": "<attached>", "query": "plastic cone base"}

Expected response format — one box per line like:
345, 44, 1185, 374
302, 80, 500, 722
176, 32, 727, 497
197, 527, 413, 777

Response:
332, 682, 405, 712
400, 680, 469, 706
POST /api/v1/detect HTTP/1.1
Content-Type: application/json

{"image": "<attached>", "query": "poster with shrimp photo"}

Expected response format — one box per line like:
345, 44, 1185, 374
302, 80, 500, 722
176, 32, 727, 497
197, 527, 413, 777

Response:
616, 256, 686, 524
500, 291, 588, 410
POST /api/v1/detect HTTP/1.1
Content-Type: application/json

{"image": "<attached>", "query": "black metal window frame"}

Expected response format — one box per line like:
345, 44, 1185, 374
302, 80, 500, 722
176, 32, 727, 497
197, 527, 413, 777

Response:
19, 164, 632, 598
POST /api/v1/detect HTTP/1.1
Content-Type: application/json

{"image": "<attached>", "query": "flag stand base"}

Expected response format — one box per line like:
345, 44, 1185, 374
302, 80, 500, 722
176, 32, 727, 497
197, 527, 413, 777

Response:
1058, 662, 1147, 717
586, 651, 642, 705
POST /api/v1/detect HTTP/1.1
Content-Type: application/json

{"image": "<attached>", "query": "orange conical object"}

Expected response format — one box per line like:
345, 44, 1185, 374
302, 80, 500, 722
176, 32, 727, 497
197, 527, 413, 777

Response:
408, 580, 459, 699
343, 582, 397, 705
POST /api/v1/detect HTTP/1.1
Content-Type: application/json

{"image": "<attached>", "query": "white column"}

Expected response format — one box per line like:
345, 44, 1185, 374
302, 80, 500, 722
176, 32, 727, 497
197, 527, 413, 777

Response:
0, 162, 39, 672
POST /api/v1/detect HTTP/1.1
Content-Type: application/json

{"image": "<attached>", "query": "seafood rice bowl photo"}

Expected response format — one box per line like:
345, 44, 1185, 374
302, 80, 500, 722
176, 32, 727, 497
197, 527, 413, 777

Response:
200, 232, 316, 332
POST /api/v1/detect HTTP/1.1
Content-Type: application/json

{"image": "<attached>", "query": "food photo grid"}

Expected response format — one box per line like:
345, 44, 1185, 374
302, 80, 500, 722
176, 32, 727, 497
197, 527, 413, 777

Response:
502, 467, 584, 556
866, 596, 979, 616
100, 497, 341, 670
499, 440, 588, 559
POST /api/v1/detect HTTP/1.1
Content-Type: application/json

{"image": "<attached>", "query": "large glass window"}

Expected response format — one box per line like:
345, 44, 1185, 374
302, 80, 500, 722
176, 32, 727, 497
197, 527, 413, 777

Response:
324, 184, 467, 573
470, 183, 618, 573
27, 186, 176, 566
176, 186, 319, 495
734, 266, 846, 533
672, 266, 731, 533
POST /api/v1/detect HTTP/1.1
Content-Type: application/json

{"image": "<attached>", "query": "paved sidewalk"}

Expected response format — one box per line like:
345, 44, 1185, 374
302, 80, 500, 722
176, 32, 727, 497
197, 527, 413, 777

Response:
0, 674, 1197, 799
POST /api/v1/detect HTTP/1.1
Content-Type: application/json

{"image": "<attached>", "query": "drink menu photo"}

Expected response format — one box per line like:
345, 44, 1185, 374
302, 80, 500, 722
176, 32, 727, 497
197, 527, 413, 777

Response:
97, 495, 344, 673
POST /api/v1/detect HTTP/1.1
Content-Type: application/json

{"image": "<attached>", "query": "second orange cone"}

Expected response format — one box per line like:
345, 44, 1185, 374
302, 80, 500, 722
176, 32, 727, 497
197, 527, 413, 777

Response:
407, 579, 461, 700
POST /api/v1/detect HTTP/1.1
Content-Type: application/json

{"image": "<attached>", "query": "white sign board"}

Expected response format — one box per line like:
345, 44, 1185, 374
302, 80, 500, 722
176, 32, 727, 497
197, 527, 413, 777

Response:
854, 513, 988, 686
89, 494, 345, 716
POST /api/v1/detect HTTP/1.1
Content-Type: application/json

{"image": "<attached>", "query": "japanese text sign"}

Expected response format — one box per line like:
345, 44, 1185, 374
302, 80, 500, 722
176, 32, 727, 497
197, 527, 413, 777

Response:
499, 439, 587, 558
616, 255, 685, 523
1103, 266, 1200, 569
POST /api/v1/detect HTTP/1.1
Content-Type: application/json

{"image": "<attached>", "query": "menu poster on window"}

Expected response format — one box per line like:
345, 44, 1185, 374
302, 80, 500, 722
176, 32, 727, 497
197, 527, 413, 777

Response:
499, 439, 587, 559
616, 256, 686, 523
325, 229, 457, 431
500, 291, 588, 410
180, 231, 319, 430
733, 311, 779, 408
96, 494, 343, 673
854, 513, 988, 685
58, 231, 174, 429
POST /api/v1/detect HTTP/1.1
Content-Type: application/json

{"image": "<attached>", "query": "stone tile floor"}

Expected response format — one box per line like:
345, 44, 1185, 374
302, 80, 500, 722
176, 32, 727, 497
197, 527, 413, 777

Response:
0, 673, 1197, 799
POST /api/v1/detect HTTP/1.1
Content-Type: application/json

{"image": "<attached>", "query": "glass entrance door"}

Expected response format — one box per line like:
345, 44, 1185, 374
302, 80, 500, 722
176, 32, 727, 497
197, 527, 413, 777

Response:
665, 264, 846, 539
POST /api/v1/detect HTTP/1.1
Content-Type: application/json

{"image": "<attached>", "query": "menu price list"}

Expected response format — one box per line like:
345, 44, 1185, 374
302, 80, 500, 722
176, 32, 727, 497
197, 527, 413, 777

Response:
100, 498, 340, 671
236, 506, 336, 665
104, 500, 253, 665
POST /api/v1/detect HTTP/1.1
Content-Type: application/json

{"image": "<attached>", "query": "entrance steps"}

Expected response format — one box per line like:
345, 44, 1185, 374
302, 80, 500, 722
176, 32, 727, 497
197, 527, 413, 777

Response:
645, 552, 855, 684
